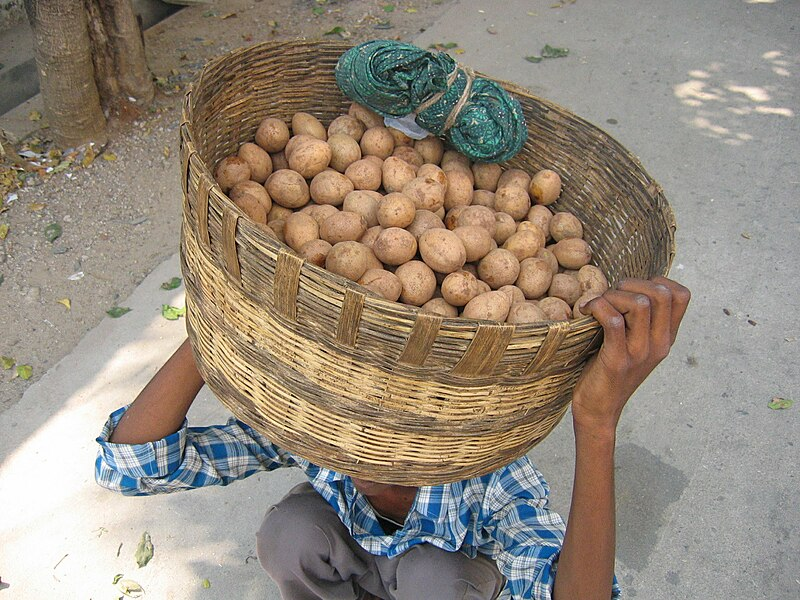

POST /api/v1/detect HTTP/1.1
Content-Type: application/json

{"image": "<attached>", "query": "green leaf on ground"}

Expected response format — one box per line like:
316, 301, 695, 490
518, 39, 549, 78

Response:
382, 4, 395, 11
161, 304, 186, 320
112, 574, 124, 584
106, 306, 132, 318
312, 6, 324, 15
135, 532, 154, 568
0, 223, 9, 239
202, 578, 211, 589
541, 44, 569, 58
44, 222, 62, 242
117, 578, 144, 598
160, 277, 182, 290
52, 159, 73, 174
16, 364, 33, 380
429, 42, 460, 52
1, 356, 15, 370
323, 26, 351, 38
768, 397, 793, 410
525, 56, 543, 63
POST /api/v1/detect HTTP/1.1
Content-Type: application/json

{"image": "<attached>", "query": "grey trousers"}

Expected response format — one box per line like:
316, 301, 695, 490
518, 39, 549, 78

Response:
256, 482, 505, 600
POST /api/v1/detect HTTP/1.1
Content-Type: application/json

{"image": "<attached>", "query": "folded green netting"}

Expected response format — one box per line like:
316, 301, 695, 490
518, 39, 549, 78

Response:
335, 40, 527, 163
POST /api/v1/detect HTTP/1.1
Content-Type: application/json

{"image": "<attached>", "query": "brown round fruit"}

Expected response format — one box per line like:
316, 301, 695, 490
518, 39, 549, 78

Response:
372, 227, 418, 266
549, 211, 584, 241
291, 112, 327, 141
325, 241, 369, 281
309, 170, 354, 206
515, 257, 553, 299
299, 238, 332, 267
255, 117, 291, 153
283, 212, 320, 252
441, 270, 480, 307
529, 169, 562, 206
359, 268, 403, 301
377, 192, 416, 229
506, 301, 548, 324
265, 169, 310, 209
418, 229, 467, 274
395, 260, 437, 306
215, 155, 251, 192
461, 291, 511, 322
477, 248, 521, 289
319, 211, 368, 245
552, 238, 593, 269
229, 180, 272, 215
238, 142, 273, 183
327, 115, 366, 141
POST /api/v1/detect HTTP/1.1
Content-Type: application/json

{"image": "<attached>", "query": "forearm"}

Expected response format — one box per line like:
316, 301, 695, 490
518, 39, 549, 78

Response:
552, 423, 616, 600
109, 338, 205, 444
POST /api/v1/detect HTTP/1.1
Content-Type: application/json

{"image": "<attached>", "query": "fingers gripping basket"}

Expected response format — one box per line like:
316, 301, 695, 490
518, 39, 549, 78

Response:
179, 40, 675, 486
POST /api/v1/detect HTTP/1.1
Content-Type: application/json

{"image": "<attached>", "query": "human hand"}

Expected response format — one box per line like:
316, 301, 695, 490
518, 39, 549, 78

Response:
570, 276, 691, 437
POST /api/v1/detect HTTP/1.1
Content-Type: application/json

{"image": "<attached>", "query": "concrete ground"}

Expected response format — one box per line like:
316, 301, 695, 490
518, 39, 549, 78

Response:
1, 1, 798, 598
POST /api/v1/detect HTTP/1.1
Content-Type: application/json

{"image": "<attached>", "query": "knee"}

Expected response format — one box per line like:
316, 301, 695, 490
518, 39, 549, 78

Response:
395, 545, 502, 600
256, 487, 335, 575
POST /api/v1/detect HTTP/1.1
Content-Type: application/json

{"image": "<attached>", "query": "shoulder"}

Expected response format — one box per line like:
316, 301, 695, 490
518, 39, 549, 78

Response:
478, 455, 552, 510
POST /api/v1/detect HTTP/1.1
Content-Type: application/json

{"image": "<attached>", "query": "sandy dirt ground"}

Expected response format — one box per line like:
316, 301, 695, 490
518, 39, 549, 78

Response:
0, 0, 456, 413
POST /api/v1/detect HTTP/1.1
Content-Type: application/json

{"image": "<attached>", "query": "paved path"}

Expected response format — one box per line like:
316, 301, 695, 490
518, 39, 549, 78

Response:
1, 1, 798, 598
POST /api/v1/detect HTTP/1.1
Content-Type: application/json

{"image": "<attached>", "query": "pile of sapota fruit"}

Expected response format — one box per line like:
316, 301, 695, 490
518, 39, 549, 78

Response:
213, 103, 609, 324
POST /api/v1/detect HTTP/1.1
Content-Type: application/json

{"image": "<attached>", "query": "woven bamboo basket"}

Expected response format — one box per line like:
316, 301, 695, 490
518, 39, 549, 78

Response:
178, 40, 675, 485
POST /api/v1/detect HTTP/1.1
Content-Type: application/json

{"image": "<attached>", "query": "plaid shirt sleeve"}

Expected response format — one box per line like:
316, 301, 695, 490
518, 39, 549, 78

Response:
483, 462, 622, 599
95, 406, 297, 496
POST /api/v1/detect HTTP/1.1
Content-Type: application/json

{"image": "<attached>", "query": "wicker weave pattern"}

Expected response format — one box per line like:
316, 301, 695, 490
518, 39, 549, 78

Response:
179, 40, 675, 485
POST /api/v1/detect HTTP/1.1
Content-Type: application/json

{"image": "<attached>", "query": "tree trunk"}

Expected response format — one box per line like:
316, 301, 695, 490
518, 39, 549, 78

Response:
24, 0, 107, 148
85, 0, 154, 116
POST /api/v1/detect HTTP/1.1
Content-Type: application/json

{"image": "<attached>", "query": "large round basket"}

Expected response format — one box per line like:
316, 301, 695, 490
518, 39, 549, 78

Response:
179, 40, 675, 486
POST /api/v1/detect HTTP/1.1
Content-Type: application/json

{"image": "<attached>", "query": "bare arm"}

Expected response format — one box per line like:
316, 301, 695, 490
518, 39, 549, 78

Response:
553, 277, 690, 599
109, 337, 205, 444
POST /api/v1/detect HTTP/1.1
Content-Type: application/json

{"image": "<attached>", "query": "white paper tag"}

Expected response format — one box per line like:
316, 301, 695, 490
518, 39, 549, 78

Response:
384, 114, 431, 140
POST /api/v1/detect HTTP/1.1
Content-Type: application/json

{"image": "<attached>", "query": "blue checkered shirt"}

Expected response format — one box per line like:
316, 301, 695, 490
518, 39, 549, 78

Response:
96, 406, 620, 599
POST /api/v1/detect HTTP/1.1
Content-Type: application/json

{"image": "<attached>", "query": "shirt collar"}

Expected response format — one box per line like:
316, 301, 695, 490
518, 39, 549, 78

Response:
413, 483, 454, 519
